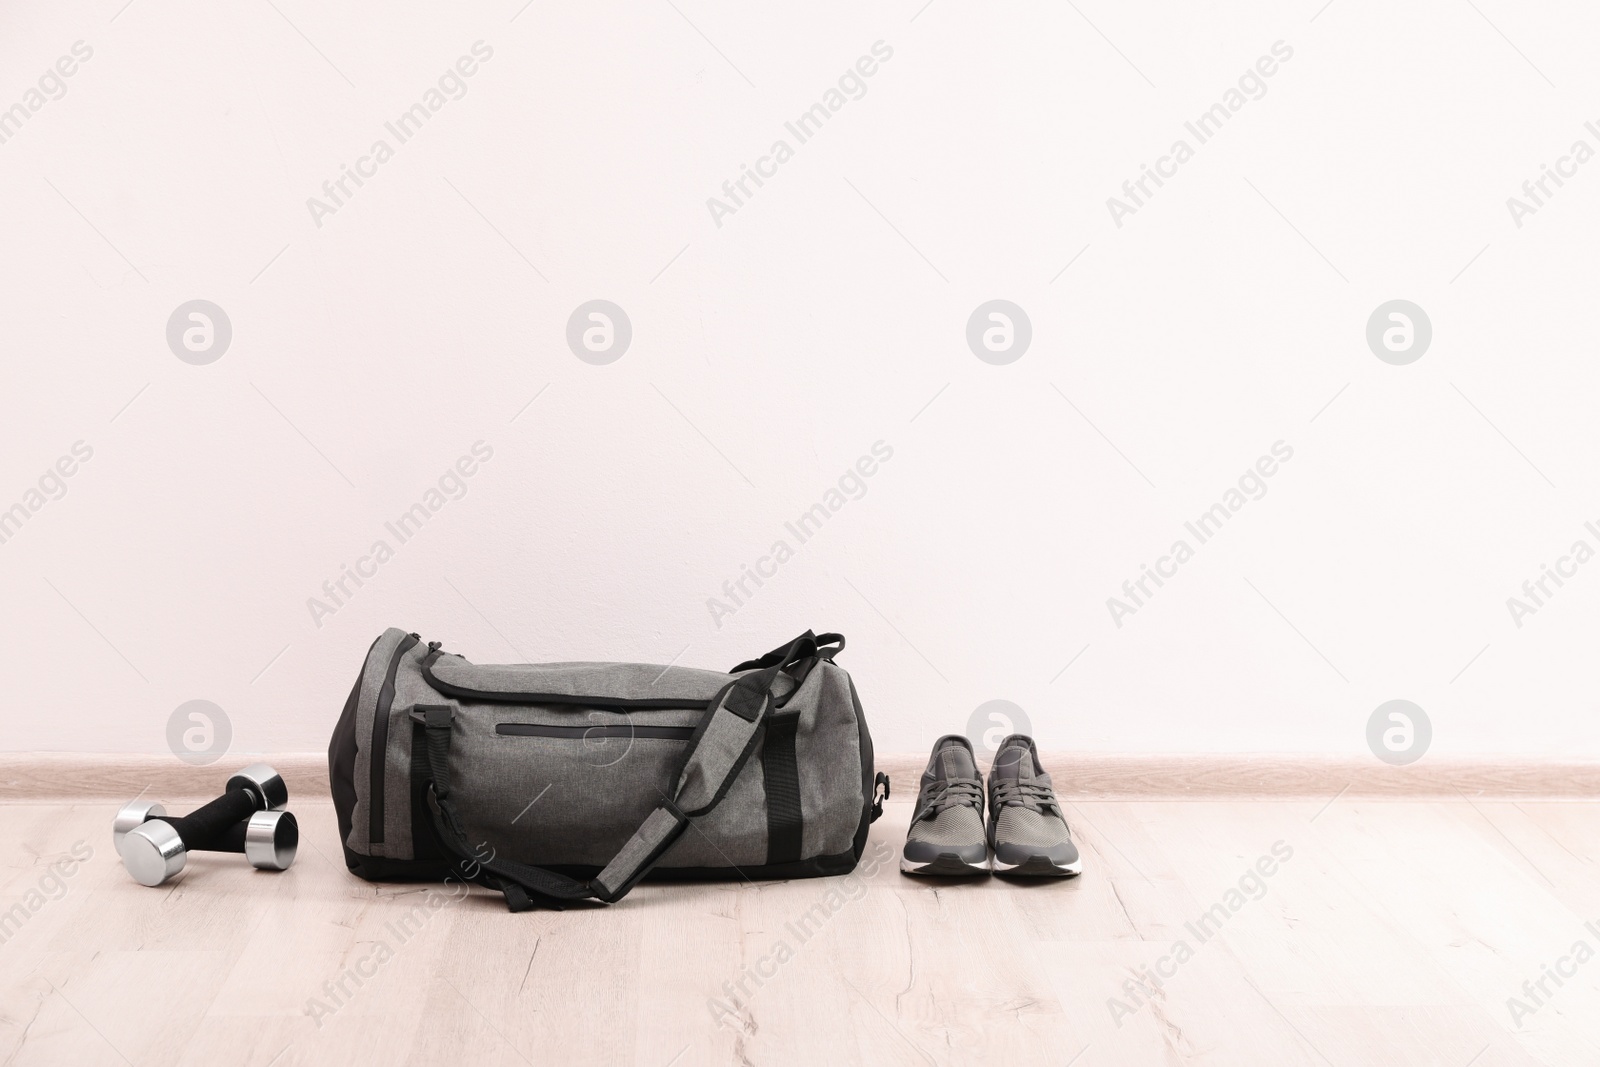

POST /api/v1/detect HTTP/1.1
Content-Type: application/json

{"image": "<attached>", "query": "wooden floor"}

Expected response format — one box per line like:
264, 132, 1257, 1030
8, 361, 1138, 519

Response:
2, 793, 1598, 1066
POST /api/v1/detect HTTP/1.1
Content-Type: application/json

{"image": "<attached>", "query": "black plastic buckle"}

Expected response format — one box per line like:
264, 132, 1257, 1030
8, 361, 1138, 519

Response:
411, 704, 455, 728
871, 772, 890, 822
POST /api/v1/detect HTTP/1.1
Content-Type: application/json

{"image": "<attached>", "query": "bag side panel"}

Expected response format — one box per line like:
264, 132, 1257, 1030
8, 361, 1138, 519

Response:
344, 628, 412, 859
376, 639, 449, 859
798, 662, 868, 860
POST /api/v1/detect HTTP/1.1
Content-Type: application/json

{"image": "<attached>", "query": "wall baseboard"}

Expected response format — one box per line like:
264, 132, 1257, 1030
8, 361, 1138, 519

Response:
1, 752, 1595, 802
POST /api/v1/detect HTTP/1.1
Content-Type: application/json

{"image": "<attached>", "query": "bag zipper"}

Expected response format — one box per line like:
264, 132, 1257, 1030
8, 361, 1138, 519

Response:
496, 723, 695, 740
421, 648, 713, 711
369, 633, 420, 845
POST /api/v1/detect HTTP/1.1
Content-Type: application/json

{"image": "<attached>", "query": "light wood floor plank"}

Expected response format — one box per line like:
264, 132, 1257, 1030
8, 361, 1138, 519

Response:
2, 795, 1597, 1065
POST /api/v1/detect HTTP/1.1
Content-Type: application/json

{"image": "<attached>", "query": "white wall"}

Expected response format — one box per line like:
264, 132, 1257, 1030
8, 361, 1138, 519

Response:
3, 0, 1597, 760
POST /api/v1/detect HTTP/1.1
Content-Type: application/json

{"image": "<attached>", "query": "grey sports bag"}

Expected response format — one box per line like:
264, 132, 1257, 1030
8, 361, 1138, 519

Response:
329, 628, 888, 909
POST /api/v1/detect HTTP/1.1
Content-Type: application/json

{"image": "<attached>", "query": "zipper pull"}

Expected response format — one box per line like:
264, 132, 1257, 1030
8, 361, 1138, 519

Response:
871, 772, 890, 822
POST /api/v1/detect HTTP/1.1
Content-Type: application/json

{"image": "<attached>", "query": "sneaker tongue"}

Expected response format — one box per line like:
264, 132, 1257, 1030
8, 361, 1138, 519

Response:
934, 740, 978, 780
991, 742, 1035, 783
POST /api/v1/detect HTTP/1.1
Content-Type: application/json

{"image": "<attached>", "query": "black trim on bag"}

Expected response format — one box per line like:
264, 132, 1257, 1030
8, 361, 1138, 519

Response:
761, 711, 803, 865
421, 648, 713, 710
845, 673, 876, 860
370, 633, 420, 845
329, 633, 382, 865
497, 723, 695, 740
341, 843, 865, 886
409, 718, 448, 864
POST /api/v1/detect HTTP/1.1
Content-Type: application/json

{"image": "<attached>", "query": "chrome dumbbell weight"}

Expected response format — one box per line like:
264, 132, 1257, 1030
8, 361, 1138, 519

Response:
114, 764, 297, 886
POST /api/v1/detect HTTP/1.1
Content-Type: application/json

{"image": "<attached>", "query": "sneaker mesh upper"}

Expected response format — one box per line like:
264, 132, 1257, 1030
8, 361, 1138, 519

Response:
907, 804, 985, 847
994, 805, 1070, 847
988, 736, 1073, 851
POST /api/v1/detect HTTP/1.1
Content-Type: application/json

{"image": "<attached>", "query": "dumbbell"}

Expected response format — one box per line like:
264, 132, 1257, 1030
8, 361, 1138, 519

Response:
111, 763, 287, 849
113, 764, 297, 887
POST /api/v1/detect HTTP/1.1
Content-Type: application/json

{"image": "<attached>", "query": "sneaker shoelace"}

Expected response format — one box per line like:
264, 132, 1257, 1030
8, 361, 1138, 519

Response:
991, 779, 1057, 814
918, 777, 982, 819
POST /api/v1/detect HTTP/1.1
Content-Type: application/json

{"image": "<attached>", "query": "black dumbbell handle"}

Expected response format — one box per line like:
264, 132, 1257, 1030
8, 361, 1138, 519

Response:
157, 788, 260, 849
150, 810, 296, 855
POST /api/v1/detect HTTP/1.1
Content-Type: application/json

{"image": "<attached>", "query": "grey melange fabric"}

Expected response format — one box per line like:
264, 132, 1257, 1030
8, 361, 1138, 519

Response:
995, 806, 1070, 847
910, 806, 987, 846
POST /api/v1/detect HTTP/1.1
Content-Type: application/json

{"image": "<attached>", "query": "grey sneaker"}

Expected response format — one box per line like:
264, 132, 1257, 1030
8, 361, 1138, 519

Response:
987, 735, 1081, 877
901, 735, 989, 876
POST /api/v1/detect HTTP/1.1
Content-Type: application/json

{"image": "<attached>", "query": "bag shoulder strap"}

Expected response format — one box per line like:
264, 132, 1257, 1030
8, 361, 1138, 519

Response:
416, 632, 819, 910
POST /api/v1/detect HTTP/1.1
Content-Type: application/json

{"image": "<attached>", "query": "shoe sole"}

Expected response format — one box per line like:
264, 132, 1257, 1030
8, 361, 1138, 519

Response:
991, 855, 1082, 878
900, 852, 990, 876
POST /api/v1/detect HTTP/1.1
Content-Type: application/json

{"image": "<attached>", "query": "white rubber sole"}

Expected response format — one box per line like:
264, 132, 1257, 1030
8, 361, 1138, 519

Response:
991, 854, 1083, 877
899, 853, 990, 876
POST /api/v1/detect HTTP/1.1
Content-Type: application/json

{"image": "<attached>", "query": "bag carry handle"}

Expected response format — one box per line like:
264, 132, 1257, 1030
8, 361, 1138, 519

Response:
729, 631, 842, 673
416, 631, 821, 910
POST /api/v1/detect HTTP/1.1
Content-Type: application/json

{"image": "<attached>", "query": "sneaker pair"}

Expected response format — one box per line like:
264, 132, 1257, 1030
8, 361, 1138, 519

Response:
900, 733, 1081, 877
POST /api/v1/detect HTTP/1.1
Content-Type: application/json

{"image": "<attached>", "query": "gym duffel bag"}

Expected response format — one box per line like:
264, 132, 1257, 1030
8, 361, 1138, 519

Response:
329, 628, 888, 909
